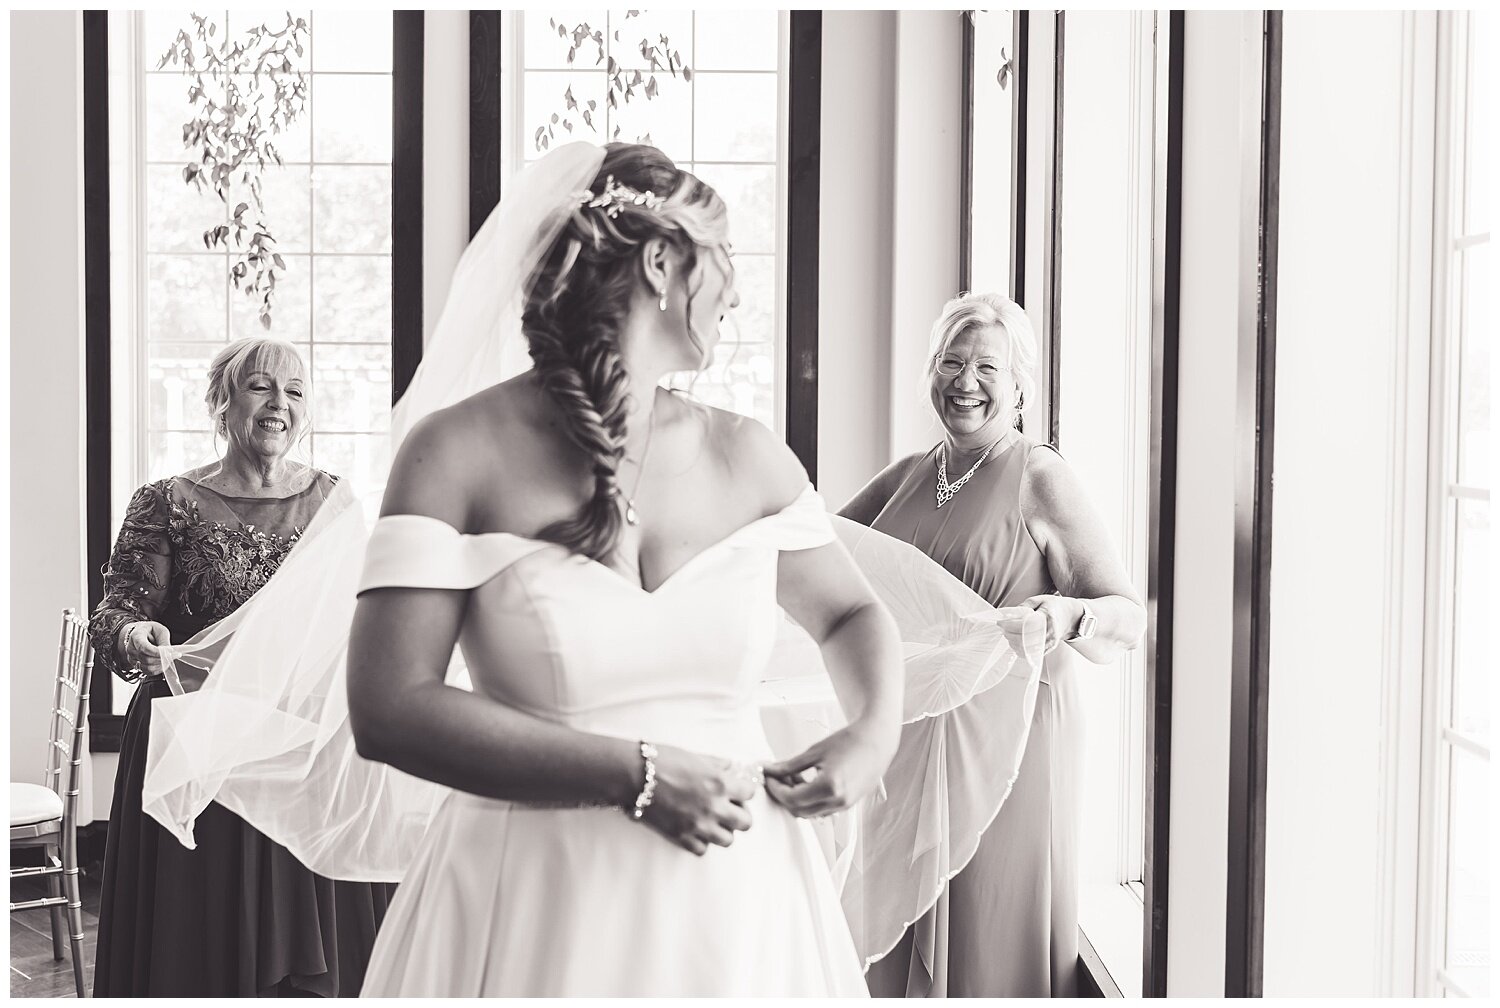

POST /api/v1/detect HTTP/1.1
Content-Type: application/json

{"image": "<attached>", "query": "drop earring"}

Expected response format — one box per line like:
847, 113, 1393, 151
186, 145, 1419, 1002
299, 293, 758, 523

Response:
658, 288, 668, 312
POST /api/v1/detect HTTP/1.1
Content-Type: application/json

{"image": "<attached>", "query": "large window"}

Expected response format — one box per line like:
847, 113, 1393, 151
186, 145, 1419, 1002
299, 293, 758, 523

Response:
1420, 11, 1490, 997
1054, 11, 1156, 995
507, 10, 786, 431
102, 10, 407, 718
109, 10, 396, 520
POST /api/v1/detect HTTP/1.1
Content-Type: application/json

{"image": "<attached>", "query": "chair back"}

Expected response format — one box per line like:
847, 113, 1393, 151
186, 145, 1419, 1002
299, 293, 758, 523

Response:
45, 610, 94, 833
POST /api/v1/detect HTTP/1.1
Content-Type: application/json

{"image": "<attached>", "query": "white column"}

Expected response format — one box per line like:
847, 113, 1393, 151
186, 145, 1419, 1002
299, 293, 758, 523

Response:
9, 11, 93, 814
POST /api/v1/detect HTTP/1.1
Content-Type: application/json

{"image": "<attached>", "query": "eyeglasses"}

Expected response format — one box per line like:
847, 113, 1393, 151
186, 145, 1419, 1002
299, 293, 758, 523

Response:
934, 355, 1010, 380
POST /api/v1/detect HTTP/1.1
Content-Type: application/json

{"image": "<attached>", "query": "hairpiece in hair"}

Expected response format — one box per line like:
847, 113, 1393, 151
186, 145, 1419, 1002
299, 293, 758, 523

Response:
573, 175, 667, 218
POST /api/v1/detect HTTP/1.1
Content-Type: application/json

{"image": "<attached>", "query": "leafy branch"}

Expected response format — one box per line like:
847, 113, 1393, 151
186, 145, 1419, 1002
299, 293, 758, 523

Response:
159, 12, 309, 328
534, 11, 692, 152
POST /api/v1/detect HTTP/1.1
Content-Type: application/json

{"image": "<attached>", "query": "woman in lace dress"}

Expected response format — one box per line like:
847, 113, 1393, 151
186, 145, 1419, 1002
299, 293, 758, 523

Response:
88, 337, 392, 996
846, 293, 1145, 996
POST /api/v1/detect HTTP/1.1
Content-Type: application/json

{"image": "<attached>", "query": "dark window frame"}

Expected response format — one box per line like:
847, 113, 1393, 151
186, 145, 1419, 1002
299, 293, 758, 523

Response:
86, 12, 427, 750
1224, 10, 1281, 997
785, 11, 822, 483
1005, 11, 1183, 996
1142, 10, 1185, 998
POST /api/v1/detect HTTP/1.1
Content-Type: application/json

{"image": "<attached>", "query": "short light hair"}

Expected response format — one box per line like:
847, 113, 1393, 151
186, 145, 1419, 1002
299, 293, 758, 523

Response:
204, 337, 309, 434
925, 291, 1039, 414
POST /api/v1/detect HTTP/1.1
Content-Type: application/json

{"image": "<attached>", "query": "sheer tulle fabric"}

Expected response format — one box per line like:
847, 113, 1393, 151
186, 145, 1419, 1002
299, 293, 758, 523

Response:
761, 517, 1046, 966
140, 140, 1047, 967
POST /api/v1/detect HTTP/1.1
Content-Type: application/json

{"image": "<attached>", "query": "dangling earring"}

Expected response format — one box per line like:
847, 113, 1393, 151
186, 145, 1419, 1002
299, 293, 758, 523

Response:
658, 288, 668, 312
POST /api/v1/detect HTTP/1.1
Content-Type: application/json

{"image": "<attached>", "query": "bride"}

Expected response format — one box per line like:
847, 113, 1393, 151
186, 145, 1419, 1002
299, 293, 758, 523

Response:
345, 141, 902, 995
139, 139, 1046, 996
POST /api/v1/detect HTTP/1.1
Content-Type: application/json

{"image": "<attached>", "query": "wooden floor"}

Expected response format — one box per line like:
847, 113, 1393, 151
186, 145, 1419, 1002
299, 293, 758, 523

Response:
9, 872, 99, 998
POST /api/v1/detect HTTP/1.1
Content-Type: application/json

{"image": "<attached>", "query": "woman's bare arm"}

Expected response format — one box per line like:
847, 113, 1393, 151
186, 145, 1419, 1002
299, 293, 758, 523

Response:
1019, 447, 1146, 663
347, 408, 757, 855
722, 419, 903, 817
837, 453, 923, 526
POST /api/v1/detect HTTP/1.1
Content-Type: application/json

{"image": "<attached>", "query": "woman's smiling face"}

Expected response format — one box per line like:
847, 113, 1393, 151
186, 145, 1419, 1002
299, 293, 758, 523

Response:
221, 357, 307, 463
929, 324, 1017, 443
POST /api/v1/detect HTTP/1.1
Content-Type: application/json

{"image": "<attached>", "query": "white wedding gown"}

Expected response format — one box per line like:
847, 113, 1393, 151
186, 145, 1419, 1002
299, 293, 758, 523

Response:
356, 484, 869, 996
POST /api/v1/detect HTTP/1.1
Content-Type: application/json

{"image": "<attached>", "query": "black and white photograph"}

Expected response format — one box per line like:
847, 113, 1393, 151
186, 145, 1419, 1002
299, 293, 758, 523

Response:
5, 7, 1493, 998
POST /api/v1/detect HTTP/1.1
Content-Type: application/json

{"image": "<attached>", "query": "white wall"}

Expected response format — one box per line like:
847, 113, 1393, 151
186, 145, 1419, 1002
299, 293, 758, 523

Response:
817, 10, 898, 507
817, 10, 965, 507
887, 12, 964, 461
9, 11, 95, 815
1263, 11, 1434, 996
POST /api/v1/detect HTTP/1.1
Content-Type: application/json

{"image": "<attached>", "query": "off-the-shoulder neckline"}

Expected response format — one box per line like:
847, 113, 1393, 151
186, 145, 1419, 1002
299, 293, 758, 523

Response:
375, 483, 823, 596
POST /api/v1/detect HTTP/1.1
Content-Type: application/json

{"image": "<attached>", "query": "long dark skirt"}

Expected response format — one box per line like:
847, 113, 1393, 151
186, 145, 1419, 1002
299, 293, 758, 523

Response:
93, 679, 395, 997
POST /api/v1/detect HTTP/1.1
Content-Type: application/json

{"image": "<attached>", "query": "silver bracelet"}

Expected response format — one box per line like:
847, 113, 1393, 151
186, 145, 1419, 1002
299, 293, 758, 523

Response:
629, 741, 658, 820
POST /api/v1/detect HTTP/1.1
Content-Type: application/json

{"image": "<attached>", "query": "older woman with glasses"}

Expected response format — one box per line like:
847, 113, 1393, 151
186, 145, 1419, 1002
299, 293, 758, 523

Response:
841, 292, 1146, 997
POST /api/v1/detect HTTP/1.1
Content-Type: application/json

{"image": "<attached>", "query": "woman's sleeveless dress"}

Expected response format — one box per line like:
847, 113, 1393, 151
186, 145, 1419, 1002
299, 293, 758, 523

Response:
863, 434, 1082, 997
356, 485, 869, 996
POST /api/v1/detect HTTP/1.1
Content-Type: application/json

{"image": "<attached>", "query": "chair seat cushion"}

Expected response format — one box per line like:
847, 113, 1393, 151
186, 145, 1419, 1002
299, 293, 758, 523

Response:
9, 783, 63, 827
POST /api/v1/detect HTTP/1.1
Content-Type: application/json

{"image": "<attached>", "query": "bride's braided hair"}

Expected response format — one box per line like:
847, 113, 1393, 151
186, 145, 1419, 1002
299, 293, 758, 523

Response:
524, 143, 727, 561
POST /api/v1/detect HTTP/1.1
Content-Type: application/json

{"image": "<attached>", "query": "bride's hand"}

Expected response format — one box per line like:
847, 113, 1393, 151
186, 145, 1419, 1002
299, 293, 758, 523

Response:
761, 719, 898, 820
637, 745, 760, 856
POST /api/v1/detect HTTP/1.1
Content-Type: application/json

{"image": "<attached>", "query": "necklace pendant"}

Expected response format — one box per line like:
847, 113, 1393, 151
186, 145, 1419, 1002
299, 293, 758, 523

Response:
625, 502, 640, 526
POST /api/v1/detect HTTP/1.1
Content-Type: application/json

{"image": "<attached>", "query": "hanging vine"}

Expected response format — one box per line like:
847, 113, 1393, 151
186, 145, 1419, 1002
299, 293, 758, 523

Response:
535, 11, 692, 152
159, 12, 309, 328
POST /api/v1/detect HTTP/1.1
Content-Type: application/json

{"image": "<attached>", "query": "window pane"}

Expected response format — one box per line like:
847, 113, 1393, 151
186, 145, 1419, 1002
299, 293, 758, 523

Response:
147, 342, 218, 431
1450, 498, 1489, 738
309, 10, 388, 73
313, 166, 391, 253
229, 253, 312, 342
313, 256, 392, 343
690, 340, 775, 426
146, 165, 226, 253
148, 255, 224, 342
221, 73, 313, 165
1444, 745, 1490, 996
223, 9, 311, 69
693, 73, 777, 162
695, 11, 779, 71
524, 11, 609, 71
696, 163, 776, 254
143, 10, 210, 56
241, 164, 312, 254
149, 429, 217, 480
312, 74, 392, 162
610, 68, 692, 158
145, 73, 200, 162
313, 433, 390, 497
611, 10, 694, 72
726, 254, 775, 344
311, 344, 392, 433
1457, 243, 1489, 488
524, 69, 609, 152
1463, 26, 1488, 238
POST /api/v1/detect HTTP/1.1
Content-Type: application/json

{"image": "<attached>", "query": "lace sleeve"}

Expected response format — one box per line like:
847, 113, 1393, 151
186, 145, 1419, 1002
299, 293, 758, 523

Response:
89, 480, 174, 683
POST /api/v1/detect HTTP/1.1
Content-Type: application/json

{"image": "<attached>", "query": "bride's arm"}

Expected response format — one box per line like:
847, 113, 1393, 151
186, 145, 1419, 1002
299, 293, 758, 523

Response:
348, 409, 757, 855
726, 422, 904, 818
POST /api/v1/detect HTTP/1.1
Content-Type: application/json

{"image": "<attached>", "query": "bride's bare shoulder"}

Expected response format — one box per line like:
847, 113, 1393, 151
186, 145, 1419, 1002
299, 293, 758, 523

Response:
674, 395, 808, 514
381, 374, 540, 526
